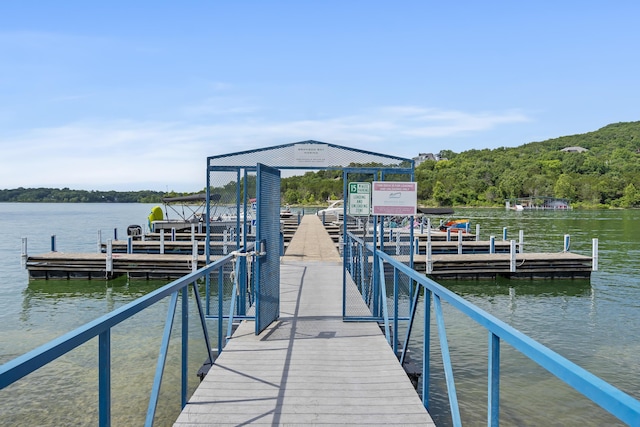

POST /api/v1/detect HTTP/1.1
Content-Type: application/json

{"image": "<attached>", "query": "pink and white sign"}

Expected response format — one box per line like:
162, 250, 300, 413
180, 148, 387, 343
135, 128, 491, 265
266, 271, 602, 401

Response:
371, 181, 417, 215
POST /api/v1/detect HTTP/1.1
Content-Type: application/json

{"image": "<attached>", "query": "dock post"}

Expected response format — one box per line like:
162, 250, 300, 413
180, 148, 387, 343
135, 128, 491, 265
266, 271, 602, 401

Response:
191, 224, 196, 243
426, 238, 433, 274
519, 230, 524, 253
21, 237, 27, 268
446, 228, 451, 242
510, 240, 516, 272
171, 227, 176, 242
114, 228, 118, 241
223, 230, 228, 255
414, 238, 419, 255
106, 239, 113, 275
127, 236, 133, 254
563, 234, 570, 252
592, 238, 599, 271
502, 227, 507, 241
420, 220, 424, 234
297, 211, 301, 225
160, 229, 165, 254
97, 230, 102, 253
476, 224, 480, 241
489, 235, 495, 254
192, 241, 198, 272
395, 231, 400, 255
51, 235, 56, 252
458, 230, 463, 254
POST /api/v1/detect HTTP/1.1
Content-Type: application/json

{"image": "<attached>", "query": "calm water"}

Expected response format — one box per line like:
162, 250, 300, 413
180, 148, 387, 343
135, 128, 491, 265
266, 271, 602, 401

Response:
1, 204, 639, 425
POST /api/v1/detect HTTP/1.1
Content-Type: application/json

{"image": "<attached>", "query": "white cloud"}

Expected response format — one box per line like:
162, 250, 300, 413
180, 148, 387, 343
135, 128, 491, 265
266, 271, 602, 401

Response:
0, 106, 532, 191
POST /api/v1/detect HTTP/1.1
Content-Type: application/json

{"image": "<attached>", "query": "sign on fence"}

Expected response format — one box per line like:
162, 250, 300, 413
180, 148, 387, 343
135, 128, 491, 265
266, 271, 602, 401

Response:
371, 181, 417, 216
348, 182, 371, 216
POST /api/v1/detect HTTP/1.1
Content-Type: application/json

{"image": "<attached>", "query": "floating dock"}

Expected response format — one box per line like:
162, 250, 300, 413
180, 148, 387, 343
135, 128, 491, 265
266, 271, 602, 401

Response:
26, 252, 212, 280
396, 252, 593, 279
24, 216, 301, 280
24, 215, 593, 280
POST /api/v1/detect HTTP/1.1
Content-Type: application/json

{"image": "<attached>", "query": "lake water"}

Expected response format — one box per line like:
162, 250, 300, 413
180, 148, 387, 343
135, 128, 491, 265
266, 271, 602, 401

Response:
1, 203, 639, 425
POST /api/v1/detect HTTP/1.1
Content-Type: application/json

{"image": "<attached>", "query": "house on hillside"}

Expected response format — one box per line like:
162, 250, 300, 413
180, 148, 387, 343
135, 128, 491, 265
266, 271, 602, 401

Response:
413, 152, 439, 166
561, 146, 588, 153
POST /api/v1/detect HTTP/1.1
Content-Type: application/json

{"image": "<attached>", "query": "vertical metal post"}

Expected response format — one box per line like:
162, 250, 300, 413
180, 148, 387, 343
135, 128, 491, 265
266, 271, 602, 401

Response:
502, 227, 507, 241
422, 289, 431, 409
372, 216, 380, 317
98, 329, 111, 427
127, 236, 133, 254
519, 230, 524, 253
490, 236, 495, 254
488, 332, 500, 427
223, 230, 228, 255
97, 230, 102, 253
191, 224, 196, 242
592, 238, 599, 271
476, 223, 480, 241
414, 238, 420, 255
457, 230, 463, 254
446, 228, 451, 242
181, 287, 188, 408
159, 230, 165, 254
51, 235, 56, 252
171, 227, 176, 242
113, 228, 118, 241
510, 240, 517, 272
564, 234, 571, 252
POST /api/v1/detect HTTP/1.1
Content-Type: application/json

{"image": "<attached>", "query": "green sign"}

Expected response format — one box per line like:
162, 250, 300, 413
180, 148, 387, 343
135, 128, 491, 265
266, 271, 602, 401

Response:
348, 182, 371, 216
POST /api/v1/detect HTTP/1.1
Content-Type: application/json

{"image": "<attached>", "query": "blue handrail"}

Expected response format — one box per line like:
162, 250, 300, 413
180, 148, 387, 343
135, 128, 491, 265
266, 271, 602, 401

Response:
0, 251, 240, 427
345, 231, 640, 426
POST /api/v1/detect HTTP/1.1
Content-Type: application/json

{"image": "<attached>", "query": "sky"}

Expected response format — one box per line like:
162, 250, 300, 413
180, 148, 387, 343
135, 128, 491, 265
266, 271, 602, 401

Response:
1, 1, 639, 192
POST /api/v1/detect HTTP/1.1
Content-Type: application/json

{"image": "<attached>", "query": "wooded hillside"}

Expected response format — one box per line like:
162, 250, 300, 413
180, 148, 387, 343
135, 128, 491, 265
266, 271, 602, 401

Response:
280, 121, 640, 208
2, 121, 639, 207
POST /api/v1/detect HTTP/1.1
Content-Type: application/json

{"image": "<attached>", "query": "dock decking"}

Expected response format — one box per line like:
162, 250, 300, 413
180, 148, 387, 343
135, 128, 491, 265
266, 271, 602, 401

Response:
173, 215, 434, 426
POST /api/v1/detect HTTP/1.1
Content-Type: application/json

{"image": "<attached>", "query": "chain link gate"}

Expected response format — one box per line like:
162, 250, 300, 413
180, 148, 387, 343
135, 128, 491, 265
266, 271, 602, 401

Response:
254, 163, 281, 334
206, 141, 415, 348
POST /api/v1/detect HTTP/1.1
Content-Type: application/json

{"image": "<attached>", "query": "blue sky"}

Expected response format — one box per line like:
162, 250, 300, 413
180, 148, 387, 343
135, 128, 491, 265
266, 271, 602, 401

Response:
1, 1, 639, 192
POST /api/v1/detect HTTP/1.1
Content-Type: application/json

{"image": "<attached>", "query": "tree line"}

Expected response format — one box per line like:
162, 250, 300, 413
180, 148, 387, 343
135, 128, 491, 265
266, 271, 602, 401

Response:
0, 188, 165, 203
3, 121, 639, 208
279, 121, 640, 208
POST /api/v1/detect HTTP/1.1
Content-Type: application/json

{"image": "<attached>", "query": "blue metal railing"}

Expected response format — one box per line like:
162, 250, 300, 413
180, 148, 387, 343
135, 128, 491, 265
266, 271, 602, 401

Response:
345, 230, 640, 426
0, 251, 241, 427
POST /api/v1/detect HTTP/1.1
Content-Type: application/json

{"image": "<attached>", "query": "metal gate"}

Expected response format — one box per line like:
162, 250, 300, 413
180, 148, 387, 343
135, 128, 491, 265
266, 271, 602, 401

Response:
254, 163, 281, 334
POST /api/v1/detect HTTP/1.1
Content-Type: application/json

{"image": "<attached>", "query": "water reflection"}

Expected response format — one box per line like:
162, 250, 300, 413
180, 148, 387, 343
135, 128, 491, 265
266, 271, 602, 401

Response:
440, 276, 593, 298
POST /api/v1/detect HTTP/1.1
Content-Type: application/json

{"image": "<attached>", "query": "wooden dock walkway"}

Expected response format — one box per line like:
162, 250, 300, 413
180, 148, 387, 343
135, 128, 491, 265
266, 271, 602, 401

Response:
173, 215, 434, 426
